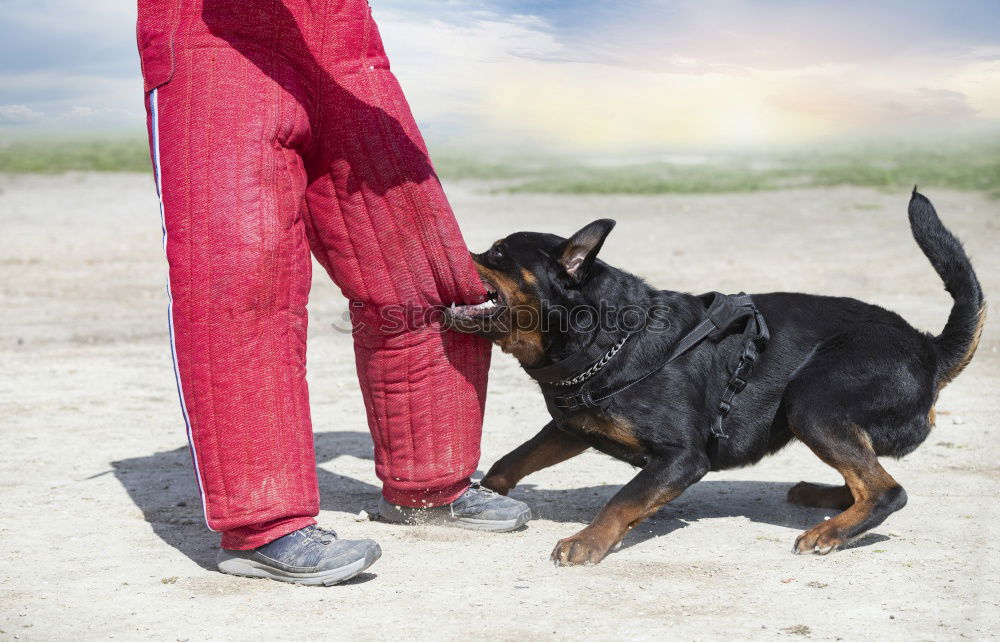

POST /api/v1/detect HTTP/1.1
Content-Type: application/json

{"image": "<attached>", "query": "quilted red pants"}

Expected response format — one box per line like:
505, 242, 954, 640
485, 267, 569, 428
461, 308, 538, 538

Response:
138, 0, 490, 549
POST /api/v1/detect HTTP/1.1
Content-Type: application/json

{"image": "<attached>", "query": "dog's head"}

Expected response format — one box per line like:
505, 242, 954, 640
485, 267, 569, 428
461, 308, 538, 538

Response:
445, 219, 617, 366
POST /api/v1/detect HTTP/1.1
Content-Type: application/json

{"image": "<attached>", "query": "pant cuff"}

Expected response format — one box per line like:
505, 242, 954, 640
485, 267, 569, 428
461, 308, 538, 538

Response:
220, 515, 317, 551
381, 478, 471, 508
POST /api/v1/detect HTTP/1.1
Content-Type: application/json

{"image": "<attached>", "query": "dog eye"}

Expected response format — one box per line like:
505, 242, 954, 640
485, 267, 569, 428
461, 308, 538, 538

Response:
490, 245, 505, 260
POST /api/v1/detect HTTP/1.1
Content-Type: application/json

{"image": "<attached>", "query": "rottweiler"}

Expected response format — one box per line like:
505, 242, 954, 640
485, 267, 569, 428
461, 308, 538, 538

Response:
444, 190, 984, 565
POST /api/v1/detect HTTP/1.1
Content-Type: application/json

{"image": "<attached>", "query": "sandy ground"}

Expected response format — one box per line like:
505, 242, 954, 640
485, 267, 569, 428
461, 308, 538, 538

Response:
1, 172, 998, 641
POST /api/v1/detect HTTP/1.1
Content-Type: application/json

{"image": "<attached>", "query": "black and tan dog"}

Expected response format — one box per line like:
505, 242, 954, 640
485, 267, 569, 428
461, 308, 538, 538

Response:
445, 191, 984, 566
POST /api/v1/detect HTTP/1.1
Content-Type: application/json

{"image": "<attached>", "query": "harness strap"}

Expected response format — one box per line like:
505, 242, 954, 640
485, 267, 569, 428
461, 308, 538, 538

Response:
550, 315, 715, 411
710, 336, 760, 438
552, 293, 769, 441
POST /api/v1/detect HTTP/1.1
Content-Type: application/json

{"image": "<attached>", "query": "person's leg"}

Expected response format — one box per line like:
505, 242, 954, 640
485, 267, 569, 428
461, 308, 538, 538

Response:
144, 38, 319, 551
301, 0, 493, 507
139, 4, 382, 585
189, 0, 526, 530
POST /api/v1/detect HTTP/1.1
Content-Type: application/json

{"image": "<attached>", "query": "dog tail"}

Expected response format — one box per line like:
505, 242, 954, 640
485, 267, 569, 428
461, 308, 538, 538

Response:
908, 188, 985, 388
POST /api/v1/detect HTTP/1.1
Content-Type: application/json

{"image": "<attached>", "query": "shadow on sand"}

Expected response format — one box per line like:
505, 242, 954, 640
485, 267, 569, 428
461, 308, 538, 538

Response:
112, 430, 381, 570
113, 431, 886, 569
505, 479, 890, 553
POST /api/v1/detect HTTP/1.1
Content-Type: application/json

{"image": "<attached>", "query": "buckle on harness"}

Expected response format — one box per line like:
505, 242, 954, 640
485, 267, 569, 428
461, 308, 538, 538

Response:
730, 347, 756, 391
710, 416, 728, 439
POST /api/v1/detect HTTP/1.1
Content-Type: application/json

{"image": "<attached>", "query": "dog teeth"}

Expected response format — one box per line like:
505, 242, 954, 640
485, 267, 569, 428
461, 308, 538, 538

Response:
448, 299, 496, 313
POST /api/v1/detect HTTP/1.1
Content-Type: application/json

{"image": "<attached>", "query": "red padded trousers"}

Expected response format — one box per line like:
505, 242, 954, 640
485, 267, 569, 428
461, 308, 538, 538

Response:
137, 0, 491, 549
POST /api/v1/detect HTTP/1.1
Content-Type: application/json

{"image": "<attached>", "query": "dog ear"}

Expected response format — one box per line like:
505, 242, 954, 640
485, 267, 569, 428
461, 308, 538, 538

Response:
557, 219, 616, 283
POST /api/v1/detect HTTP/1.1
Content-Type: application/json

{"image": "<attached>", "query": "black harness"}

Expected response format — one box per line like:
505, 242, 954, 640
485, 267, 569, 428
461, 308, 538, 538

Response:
524, 293, 770, 440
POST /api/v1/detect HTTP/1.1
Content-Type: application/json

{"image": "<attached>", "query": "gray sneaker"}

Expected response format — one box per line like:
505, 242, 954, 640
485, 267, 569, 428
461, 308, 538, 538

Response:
378, 483, 531, 532
217, 525, 381, 586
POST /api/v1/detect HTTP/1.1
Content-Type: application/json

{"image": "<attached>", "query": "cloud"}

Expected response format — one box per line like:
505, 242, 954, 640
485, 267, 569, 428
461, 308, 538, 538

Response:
909, 88, 979, 120
0, 0, 997, 147
0, 0, 137, 75
468, 0, 1000, 74
371, 1, 1000, 149
0, 104, 43, 124
57, 105, 143, 126
373, 7, 568, 143
0, 70, 143, 131
766, 85, 980, 136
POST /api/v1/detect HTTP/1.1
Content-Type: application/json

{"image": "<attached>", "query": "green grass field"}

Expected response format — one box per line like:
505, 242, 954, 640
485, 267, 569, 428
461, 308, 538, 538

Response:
439, 138, 1000, 197
2, 135, 998, 197
0, 137, 154, 173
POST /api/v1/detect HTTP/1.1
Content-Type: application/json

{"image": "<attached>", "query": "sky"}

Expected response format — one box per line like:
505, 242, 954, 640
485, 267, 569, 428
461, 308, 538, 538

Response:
1, 0, 999, 151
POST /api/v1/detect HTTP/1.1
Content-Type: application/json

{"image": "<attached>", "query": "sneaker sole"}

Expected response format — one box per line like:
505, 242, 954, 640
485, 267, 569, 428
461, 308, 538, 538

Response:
217, 543, 382, 587
380, 503, 532, 533
452, 506, 532, 533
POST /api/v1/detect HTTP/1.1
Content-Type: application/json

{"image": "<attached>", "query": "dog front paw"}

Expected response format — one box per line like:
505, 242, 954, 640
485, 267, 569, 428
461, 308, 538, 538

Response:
793, 522, 848, 555
551, 531, 612, 566
480, 474, 512, 496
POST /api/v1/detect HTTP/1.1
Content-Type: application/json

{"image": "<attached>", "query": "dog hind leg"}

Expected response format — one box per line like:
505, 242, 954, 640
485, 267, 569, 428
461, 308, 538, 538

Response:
789, 422, 907, 554
786, 482, 855, 510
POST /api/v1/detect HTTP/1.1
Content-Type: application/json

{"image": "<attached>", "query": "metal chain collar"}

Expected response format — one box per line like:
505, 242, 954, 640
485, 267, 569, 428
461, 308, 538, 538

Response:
552, 334, 630, 387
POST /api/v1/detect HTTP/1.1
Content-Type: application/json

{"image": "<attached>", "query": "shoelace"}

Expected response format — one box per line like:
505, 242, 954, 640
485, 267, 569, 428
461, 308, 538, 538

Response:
468, 482, 498, 497
300, 524, 338, 544
450, 482, 500, 517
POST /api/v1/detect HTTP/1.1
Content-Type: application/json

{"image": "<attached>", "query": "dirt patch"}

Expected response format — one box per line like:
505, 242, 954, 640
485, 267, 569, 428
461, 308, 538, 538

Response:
1, 173, 997, 639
